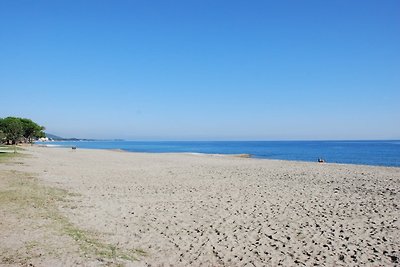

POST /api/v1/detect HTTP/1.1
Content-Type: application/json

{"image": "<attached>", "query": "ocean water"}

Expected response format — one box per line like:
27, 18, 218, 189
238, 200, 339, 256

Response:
39, 140, 400, 167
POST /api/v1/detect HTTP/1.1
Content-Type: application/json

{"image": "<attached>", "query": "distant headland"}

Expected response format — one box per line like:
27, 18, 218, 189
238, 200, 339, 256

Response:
43, 133, 96, 142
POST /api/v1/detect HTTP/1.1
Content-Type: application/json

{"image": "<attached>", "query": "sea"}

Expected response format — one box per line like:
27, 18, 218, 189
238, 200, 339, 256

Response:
39, 140, 400, 167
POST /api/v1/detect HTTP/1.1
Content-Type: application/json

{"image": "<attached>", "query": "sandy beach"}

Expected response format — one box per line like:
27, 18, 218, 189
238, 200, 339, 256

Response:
0, 146, 399, 266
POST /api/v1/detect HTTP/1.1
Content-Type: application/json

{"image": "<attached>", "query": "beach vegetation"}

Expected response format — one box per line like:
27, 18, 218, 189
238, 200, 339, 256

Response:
20, 118, 46, 143
0, 117, 23, 145
0, 117, 45, 145
0, 169, 146, 265
0, 130, 4, 142
0, 151, 17, 161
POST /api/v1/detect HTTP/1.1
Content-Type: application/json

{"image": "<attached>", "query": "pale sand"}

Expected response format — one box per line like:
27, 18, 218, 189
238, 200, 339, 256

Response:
0, 146, 399, 266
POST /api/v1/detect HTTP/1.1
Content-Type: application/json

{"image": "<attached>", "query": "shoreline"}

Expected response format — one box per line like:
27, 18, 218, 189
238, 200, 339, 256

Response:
33, 143, 400, 169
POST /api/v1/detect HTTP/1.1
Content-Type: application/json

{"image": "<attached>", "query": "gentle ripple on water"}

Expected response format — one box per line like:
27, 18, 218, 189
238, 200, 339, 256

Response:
39, 140, 400, 167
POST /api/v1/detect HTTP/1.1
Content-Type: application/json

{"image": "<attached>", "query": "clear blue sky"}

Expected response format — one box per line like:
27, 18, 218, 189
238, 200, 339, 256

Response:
1, 1, 399, 140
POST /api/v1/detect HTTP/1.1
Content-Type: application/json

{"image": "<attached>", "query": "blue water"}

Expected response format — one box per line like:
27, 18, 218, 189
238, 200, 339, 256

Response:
40, 140, 400, 167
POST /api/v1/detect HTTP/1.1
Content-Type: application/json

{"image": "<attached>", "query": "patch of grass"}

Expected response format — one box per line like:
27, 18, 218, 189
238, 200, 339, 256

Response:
53, 214, 146, 261
0, 170, 146, 264
0, 145, 24, 153
25, 241, 40, 250
0, 152, 17, 161
0, 152, 29, 164
0, 174, 67, 212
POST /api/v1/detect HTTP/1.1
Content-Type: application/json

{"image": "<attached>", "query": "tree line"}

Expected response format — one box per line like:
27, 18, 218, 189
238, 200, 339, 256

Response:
0, 117, 46, 145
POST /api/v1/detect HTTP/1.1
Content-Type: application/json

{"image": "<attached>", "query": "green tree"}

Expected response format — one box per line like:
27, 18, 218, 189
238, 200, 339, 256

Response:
20, 118, 46, 143
0, 117, 24, 150
0, 117, 46, 148
0, 130, 5, 143
0, 118, 4, 143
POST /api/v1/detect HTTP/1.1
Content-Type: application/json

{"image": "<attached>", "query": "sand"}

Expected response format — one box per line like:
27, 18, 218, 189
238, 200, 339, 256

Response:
0, 146, 399, 266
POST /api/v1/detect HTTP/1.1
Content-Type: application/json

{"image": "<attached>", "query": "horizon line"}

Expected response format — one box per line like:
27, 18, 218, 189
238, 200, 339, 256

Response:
43, 138, 400, 142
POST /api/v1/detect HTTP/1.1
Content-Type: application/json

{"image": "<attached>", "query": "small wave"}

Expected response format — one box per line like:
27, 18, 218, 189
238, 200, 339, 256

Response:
40, 144, 62, 147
